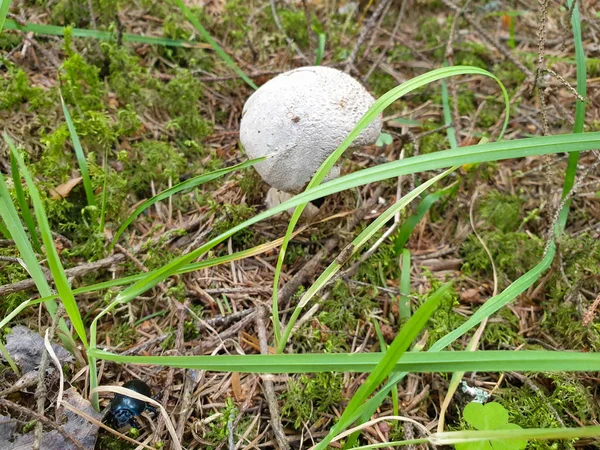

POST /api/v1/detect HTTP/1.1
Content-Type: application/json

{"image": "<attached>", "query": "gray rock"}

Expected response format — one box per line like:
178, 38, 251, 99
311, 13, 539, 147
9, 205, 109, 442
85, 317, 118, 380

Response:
240, 66, 382, 193
4, 326, 73, 374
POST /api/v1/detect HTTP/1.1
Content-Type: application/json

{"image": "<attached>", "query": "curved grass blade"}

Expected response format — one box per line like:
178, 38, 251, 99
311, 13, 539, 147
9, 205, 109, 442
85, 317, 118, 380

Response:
61, 95, 97, 210
10, 151, 41, 252
2, 19, 207, 48
277, 167, 456, 352
173, 0, 258, 90
557, 0, 586, 234
0, 0, 11, 33
271, 65, 511, 344
88, 348, 600, 374
110, 157, 263, 250
5, 134, 88, 348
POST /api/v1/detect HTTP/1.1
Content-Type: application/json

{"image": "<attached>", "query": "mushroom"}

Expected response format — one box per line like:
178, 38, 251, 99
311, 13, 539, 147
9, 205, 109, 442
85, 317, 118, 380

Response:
240, 66, 382, 195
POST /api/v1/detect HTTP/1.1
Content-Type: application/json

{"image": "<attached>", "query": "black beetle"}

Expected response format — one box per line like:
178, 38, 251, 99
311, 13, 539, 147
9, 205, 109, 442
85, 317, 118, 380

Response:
105, 379, 157, 429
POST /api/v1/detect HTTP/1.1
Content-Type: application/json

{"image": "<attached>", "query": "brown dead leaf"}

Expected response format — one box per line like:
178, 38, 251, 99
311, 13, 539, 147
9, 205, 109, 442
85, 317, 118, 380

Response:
49, 177, 82, 200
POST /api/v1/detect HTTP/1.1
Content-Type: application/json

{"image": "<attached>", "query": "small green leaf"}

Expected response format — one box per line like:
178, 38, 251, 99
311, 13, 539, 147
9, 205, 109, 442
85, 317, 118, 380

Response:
376, 132, 393, 147
458, 402, 527, 450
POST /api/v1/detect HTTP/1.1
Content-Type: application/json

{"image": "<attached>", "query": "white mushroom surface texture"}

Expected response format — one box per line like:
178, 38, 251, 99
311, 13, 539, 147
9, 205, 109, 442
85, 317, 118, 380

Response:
240, 66, 382, 193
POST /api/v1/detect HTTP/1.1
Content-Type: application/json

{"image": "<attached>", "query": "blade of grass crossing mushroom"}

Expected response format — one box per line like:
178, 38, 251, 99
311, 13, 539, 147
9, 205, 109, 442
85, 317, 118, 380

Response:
109, 157, 264, 250
441, 78, 458, 149
5, 135, 88, 348
173, 0, 258, 90
0, 0, 11, 33
270, 65, 510, 345
276, 167, 456, 352
89, 131, 600, 357
9, 151, 41, 252
61, 96, 97, 211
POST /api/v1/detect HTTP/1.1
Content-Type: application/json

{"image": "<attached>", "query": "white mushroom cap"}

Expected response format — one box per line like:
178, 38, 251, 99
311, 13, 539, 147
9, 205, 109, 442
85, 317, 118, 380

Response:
240, 66, 382, 193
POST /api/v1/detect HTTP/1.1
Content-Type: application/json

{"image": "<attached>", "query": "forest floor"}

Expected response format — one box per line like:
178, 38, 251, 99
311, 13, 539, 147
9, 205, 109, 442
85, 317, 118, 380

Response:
1, 0, 600, 449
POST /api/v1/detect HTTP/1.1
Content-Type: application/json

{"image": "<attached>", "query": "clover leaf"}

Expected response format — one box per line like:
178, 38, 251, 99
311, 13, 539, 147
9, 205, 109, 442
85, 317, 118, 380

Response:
455, 402, 528, 450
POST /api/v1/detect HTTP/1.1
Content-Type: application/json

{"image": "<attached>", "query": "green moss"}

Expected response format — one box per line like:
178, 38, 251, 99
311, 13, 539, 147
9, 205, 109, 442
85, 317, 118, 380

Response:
51, 0, 118, 26
420, 131, 448, 154
548, 233, 600, 301
368, 72, 398, 98
281, 373, 343, 429
97, 434, 136, 450
124, 140, 186, 193
200, 398, 252, 450
102, 43, 147, 104
0, 64, 48, 110
60, 52, 104, 111
482, 308, 521, 348
108, 322, 137, 347
497, 373, 597, 449
461, 231, 543, 288
479, 190, 524, 232
162, 70, 213, 139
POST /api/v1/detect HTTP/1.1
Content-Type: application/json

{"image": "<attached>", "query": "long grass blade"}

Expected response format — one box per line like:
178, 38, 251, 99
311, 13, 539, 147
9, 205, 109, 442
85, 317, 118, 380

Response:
0, 137, 74, 350
557, 0, 586, 234
9, 151, 41, 252
173, 0, 258, 89
5, 134, 88, 348
0, 221, 10, 239
61, 96, 97, 210
315, 33, 326, 65
110, 157, 263, 250
3, 19, 207, 48
88, 348, 600, 373
0, 0, 11, 33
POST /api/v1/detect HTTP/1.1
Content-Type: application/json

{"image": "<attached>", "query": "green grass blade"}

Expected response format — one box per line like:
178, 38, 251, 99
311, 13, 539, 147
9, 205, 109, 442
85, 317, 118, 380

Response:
312, 282, 452, 450
432, 426, 600, 446
173, 0, 258, 90
110, 157, 263, 250
2, 19, 205, 47
399, 248, 411, 319
9, 151, 41, 252
87, 347, 600, 373
441, 78, 458, 149
0, 221, 10, 239
98, 148, 109, 233
557, 0, 586, 234
61, 96, 97, 210
1, 138, 75, 350
315, 33, 326, 65
0, 0, 11, 33
394, 181, 458, 254
5, 134, 88, 348
277, 168, 456, 352
271, 65, 510, 345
